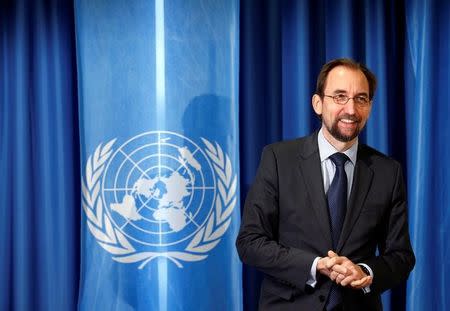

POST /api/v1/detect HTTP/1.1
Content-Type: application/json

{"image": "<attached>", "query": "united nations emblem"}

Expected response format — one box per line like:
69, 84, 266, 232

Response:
82, 131, 237, 268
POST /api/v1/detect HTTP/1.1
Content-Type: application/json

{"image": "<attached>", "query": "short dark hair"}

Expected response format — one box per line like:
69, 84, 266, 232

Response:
315, 58, 377, 100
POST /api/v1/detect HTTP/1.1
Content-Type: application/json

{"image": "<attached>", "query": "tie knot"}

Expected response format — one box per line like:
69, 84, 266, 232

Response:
329, 153, 349, 167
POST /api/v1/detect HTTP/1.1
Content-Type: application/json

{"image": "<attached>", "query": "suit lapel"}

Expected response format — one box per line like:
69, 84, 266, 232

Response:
298, 132, 333, 248
337, 146, 374, 252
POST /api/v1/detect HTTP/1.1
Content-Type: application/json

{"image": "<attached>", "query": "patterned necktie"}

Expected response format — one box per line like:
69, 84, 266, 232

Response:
326, 152, 349, 311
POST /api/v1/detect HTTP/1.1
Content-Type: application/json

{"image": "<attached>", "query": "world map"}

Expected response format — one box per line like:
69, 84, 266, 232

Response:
110, 170, 192, 232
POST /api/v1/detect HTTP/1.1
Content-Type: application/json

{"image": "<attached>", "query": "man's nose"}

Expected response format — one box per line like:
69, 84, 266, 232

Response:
343, 98, 357, 114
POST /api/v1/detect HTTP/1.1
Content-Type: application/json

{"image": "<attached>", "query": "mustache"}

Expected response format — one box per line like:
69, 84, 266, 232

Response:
338, 114, 361, 122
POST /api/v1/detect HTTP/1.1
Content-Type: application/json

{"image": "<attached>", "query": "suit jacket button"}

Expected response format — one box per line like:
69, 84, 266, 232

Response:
319, 295, 326, 302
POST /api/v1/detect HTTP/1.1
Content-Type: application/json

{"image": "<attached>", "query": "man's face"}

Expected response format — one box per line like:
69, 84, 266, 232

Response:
312, 66, 372, 144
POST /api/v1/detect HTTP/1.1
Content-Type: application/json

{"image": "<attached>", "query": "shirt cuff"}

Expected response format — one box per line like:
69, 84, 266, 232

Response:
357, 263, 373, 294
306, 257, 321, 287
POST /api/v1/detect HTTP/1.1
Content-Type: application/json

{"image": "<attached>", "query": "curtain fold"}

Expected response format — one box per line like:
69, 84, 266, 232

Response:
0, 1, 80, 310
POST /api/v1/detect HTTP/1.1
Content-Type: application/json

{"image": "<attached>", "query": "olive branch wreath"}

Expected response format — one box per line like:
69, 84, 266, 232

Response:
82, 137, 237, 269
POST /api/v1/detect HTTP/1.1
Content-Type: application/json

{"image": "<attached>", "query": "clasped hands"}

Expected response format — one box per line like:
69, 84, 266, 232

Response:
317, 250, 372, 289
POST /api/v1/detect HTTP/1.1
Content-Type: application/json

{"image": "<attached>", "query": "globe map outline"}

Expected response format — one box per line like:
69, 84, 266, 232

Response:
122, 151, 204, 229
123, 157, 196, 223
101, 131, 216, 247
107, 140, 210, 243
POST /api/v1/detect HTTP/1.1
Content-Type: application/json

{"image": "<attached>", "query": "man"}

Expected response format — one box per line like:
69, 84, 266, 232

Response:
236, 58, 415, 311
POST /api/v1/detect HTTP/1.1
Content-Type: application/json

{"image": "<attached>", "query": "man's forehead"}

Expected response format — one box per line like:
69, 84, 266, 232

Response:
324, 66, 369, 92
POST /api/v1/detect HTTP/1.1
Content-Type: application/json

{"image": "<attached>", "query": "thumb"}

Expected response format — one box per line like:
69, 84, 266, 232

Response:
328, 250, 338, 257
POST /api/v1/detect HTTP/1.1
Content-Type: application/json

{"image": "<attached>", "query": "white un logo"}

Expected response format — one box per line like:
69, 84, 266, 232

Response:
102, 131, 216, 247
82, 131, 237, 268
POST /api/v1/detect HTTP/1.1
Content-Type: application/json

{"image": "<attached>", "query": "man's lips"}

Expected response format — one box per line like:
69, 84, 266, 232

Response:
337, 114, 360, 125
339, 118, 358, 124
337, 117, 360, 130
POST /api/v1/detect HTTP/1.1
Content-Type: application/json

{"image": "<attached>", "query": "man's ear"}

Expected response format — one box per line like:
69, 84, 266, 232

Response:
312, 94, 323, 115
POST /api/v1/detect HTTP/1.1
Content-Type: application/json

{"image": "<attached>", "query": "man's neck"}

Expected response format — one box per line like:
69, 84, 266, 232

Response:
321, 126, 358, 152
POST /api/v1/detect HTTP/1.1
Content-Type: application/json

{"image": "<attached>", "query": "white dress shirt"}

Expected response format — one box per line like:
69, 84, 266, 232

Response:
306, 129, 372, 293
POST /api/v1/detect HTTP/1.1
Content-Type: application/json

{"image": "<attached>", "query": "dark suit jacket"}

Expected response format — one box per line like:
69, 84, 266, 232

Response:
236, 132, 415, 311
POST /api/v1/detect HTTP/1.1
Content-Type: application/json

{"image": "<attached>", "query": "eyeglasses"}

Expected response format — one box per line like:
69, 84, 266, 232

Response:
324, 94, 371, 107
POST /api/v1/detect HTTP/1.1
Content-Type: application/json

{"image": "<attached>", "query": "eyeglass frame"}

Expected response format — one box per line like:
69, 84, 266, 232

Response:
323, 94, 372, 107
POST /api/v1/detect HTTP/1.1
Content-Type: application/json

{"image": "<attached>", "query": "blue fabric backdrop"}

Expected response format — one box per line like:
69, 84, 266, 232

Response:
1, 0, 449, 310
405, 1, 450, 310
0, 1, 80, 310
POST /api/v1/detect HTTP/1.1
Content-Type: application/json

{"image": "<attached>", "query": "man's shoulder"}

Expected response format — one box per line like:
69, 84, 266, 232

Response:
263, 133, 316, 157
358, 144, 402, 170
265, 138, 301, 153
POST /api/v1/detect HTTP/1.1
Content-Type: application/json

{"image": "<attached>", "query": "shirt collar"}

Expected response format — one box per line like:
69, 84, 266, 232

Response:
317, 128, 358, 165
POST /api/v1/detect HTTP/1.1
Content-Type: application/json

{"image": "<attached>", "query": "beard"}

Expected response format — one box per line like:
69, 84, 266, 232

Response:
326, 114, 361, 142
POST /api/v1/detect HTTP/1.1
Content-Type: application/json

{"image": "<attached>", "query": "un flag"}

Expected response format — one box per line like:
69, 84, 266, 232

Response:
75, 1, 241, 310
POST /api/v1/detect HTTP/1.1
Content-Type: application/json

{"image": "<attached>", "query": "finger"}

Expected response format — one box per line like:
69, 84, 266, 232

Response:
351, 276, 372, 288
359, 276, 372, 288
360, 275, 373, 287
340, 272, 358, 286
339, 266, 361, 286
328, 250, 338, 258
325, 257, 337, 269
335, 273, 346, 284
331, 264, 348, 275
328, 255, 351, 267
350, 276, 366, 287
330, 271, 339, 281
325, 256, 346, 269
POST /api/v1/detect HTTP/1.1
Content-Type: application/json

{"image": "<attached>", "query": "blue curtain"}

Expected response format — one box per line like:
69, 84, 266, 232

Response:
1, 0, 450, 310
405, 1, 450, 310
0, 1, 80, 310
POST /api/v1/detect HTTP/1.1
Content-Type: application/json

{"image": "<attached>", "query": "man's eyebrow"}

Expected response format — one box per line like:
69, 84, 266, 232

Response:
355, 92, 369, 97
332, 89, 347, 94
332, 89, 369, 97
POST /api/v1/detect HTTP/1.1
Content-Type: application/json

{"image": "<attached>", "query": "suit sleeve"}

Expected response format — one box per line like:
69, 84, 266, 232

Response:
235, 146, 317, 291
364, 162, 415, 293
